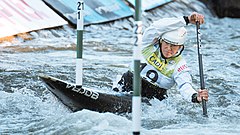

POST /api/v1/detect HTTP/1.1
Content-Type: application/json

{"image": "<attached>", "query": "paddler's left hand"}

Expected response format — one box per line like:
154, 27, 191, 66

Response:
197, 89, 209, 102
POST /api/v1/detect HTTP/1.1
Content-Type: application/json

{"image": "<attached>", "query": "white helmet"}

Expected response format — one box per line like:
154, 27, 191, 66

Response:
161, 27, 187, 45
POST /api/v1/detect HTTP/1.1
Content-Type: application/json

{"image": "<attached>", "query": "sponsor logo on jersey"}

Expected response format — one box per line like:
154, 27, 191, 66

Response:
178, 64, 188, 72
147, 53, 166, 71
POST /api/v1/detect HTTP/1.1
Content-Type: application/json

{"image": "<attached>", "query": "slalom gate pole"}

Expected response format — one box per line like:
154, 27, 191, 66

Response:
196, 22, 208, 117
76, 0, 84, 86
132, 0, 142, 134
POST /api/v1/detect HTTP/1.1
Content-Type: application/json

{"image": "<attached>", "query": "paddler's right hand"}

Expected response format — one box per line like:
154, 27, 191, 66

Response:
188, 12, 205, 25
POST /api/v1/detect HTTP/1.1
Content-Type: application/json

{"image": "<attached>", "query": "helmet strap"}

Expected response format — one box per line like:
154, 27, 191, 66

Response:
174, 45, 184, 57
158, 38, 167, 59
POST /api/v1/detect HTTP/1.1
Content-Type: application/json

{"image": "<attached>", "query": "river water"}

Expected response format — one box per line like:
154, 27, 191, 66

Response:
0, 0, 240, 135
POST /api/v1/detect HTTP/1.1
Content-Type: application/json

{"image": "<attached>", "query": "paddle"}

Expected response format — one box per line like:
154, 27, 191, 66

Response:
196, 21, 208, 117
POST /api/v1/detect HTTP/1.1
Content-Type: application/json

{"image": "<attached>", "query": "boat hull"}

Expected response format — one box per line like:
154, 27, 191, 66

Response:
39, 74, 133, 113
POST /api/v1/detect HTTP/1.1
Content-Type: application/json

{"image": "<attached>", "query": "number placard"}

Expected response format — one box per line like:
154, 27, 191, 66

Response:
77, 1, 84, 30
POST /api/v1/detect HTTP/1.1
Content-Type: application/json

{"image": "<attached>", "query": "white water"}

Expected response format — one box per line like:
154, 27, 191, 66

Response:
1, 0, 240, 134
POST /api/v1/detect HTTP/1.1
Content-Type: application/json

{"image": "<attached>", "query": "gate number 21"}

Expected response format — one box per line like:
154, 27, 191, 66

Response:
77, 1, 84, 20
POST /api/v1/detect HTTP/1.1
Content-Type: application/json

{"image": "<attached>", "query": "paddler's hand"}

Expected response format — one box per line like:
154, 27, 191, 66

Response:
197, 89, 209, 102
188, 12, 205, 25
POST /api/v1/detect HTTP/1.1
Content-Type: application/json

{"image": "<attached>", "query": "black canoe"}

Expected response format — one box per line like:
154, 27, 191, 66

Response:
39, 74, 134, 113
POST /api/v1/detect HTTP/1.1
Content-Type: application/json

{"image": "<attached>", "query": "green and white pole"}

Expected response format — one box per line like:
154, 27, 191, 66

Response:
132, 0, 142, 134
76, 0, 84, 86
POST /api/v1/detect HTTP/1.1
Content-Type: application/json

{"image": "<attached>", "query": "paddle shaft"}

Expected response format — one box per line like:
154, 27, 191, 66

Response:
196, 22, 208, 117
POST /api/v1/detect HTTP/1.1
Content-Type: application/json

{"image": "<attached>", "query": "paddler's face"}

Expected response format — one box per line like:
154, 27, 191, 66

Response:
161, 41, 182, 58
